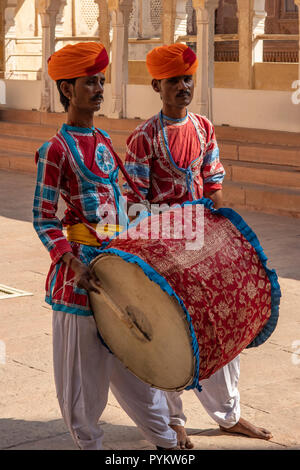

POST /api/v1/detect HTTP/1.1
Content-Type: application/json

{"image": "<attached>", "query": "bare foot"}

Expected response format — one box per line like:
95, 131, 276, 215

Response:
220, 417, 273, 440
170, 424, 194, 449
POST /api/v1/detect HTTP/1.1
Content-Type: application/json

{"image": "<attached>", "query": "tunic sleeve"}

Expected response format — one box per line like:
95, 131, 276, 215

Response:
200, 119, 226, 193
33, 140, 73, 264
122, 127, 152, 204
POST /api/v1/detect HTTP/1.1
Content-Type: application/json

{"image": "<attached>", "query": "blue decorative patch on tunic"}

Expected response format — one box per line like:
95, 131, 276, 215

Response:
96, 143, 115, 174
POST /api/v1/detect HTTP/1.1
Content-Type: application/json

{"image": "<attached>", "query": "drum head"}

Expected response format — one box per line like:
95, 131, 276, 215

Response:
89, 253, 195, 391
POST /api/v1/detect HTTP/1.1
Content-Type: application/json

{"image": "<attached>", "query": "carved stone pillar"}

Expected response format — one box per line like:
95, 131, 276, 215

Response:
108, 0, 133, 119
237, 0, 266, 89
0, 3, 5, 79
161, 0, 176, 44
175, 0, 188, 41
236, 0, 252, 89
94, 0, 111, 56
294, 0, 300, 80
192, 0, 219, 119
3, 1, 18, 79
37, 0, 66, 112
252, 0, 267, 63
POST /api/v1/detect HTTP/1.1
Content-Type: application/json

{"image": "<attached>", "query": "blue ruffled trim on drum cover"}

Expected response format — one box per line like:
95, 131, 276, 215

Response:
98, 247, 202, 392
182, 197, 281, 348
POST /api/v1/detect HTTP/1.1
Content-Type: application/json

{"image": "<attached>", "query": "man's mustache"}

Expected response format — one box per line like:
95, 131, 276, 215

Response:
92, 94, 103, 101
176, 91, 191, 97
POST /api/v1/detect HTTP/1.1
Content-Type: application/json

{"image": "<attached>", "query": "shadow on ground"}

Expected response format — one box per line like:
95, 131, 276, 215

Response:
0, 417, 155, 450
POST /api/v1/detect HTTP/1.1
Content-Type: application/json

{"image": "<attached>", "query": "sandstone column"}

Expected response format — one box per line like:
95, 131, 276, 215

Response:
252, 0, 267, 64
236, 0, 253, 89
192, 0, 219, 119
294, 0, 300, 81
237, 0, 266, 89
108, 0, 133, 118
161, 0, 176, 44
94, 0, 111, 56
175, 0, 188, 41
37, 0, 66, 112
0, 2, 5, 79
2, 1, 18, 79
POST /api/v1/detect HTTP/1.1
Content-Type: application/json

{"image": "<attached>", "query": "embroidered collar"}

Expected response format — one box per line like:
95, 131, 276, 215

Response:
161, 109, 189, 126
62, 123, 96, 135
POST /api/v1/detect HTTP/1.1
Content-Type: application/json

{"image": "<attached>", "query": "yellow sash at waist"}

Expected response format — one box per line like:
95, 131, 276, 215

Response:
66, 223, 123, 247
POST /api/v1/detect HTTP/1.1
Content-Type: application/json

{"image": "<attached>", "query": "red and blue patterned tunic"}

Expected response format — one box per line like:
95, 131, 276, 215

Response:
33, 124, 126, 316
123, 111, 225, 206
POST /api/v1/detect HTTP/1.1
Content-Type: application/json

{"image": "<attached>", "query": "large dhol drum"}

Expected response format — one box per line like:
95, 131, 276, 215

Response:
89, 199, 280, 392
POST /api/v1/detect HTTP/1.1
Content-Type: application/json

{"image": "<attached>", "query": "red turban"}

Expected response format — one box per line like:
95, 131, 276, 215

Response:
47, 42, 109, 81
146, 44, 198, 80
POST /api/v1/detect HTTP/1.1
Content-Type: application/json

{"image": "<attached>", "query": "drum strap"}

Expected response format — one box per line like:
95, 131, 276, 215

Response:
96, 128, 148, 205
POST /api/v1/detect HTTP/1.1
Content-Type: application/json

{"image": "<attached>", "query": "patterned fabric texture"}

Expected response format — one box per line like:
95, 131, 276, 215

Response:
100, 201, 280, 382
33, 124, 126, 315
123, 112, 225, 206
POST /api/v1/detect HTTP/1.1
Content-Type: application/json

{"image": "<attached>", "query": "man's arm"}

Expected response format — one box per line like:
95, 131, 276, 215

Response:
123, 129, 152, 205
33, 142, 73, 265
201, 120, 226, 209
33, 142, 101, 293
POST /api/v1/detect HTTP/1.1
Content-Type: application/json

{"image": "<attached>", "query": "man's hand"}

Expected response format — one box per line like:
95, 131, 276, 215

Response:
62, 253, 102, 294
203, 189, 223, 209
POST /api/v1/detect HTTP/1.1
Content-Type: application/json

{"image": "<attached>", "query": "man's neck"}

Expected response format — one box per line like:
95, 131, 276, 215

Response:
161, 106, 187, 120
67, 109, 94, 129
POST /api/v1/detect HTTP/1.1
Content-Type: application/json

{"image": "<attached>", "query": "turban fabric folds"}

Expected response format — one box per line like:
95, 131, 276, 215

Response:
146, 43, 198, 80
48, 42, 109, 81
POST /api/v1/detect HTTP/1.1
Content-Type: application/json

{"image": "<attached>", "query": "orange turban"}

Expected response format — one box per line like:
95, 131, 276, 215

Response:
47, 42, 109, 81
146, 44, 198, 80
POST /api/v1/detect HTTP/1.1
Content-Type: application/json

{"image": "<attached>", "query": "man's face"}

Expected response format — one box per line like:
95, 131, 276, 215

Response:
67, 72, 105, 113
152, 75, 194, 109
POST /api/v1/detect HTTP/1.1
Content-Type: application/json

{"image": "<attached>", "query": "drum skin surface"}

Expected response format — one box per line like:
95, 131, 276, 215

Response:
89, 199, 281, 391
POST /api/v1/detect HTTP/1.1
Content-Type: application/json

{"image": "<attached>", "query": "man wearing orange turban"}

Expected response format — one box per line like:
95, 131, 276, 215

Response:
48, 41, 109, 81
123, 43, 272, 448
145, 43, 198, 80
32, 42, 178, 451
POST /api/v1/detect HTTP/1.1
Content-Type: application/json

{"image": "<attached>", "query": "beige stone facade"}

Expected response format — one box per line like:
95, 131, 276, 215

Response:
0, 1, 299, 130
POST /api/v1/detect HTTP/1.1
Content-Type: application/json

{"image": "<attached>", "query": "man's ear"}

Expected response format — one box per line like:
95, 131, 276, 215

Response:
60, 80, 74, 100
151, 79, 161, 93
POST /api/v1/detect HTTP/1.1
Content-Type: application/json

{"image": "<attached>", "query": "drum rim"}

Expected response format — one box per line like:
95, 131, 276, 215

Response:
90, 247, 201, 391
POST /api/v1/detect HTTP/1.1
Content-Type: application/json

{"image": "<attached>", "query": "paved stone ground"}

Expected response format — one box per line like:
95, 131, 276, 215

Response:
0, 169, 300, 451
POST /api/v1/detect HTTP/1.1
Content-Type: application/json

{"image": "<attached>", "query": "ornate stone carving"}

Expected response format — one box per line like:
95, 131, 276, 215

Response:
94, 0, 111, 54
108, 0, 133, 118
37, 0, 67, 112
192, 0, 219, 118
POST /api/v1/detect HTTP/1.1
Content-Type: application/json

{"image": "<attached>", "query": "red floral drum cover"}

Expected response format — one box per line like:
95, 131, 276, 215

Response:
90, 199, 280, 391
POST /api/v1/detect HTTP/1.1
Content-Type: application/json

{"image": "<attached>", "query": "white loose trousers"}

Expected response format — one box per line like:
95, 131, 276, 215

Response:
52, 311, 177, 450
166, 356, 241, 429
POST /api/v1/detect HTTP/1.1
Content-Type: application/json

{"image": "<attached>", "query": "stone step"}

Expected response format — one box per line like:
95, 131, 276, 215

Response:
0, 149, 36, 174
0, 134, 44, 154
223, 160, 300, 189
219, 141, 300, 168
1, 109, 299, 169
0, 108, 142, 132
0, 119, 130, 149
0, 120, 58, 140
215, 124, 300, 148
0, 108, 299, 218
1, 126, 298, 173
2, 108, 300, 147
1, 151, 299, 218
222, 180, 300, 218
